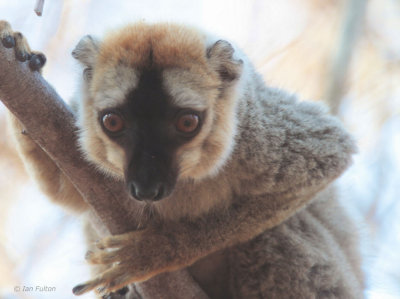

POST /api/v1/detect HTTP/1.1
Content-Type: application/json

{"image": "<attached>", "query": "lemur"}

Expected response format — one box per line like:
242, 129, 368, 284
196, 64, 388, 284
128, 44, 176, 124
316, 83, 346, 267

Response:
1, 20, 364, 298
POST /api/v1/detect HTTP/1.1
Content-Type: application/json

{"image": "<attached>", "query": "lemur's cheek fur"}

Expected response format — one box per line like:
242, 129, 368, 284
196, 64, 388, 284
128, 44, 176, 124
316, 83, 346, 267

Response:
103, 142, 125, 176
177, 149, 202, 179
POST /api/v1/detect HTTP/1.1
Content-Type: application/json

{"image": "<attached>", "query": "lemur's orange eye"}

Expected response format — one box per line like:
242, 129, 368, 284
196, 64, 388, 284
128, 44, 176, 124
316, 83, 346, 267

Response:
102, 113, 125, 133
175, 113, 199, 134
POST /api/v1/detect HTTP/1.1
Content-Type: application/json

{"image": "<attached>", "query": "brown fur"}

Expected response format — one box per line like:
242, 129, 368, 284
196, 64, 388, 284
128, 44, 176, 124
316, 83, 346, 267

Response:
5, 21, 363, 298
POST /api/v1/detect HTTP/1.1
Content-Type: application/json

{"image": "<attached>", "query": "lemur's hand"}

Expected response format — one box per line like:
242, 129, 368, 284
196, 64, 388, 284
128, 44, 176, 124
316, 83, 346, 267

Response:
73, 227, 184, 296
0, 20, 46, 71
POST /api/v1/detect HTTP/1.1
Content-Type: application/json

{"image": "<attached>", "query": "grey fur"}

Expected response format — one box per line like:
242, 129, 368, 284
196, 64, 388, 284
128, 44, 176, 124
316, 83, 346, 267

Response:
183, 68, 363, 298
72, 35, 100, 81
72, 35, 100, 67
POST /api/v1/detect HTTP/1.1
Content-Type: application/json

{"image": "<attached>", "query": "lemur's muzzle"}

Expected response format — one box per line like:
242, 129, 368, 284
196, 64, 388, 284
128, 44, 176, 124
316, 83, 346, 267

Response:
128, 180, 165, 201
124, 148, 176, 202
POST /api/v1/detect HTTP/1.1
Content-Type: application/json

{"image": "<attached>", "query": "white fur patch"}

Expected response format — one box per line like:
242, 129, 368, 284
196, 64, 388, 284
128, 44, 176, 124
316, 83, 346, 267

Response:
92, 65, 139, 110
162, 69, 209, 110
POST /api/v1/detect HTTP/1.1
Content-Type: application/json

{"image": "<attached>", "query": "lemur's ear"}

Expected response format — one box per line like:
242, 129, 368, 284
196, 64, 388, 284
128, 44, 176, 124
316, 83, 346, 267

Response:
207, 40, 243, 83
72, 35, 100, 81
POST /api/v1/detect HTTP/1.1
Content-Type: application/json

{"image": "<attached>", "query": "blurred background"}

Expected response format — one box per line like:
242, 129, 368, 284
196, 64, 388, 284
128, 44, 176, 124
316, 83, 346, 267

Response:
0, 0, 399, 298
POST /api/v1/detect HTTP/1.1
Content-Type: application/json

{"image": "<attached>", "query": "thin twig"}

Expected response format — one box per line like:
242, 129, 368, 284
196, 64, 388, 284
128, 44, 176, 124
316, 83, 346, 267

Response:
34, 0, 45, 16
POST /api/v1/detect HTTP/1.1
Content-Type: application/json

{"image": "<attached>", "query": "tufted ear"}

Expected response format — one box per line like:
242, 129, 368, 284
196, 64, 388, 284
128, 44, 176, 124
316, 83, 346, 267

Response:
207, 40, 243, 83
71, 35, 100, 81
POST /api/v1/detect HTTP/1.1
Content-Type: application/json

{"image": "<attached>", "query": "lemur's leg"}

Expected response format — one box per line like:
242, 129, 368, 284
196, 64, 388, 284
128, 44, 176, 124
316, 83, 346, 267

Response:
1, 20, 87, 213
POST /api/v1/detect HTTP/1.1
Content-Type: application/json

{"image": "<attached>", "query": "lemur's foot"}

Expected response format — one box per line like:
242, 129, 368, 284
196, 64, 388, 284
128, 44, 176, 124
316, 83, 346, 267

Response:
0, 20, 46, 71
72, 229, 179, 296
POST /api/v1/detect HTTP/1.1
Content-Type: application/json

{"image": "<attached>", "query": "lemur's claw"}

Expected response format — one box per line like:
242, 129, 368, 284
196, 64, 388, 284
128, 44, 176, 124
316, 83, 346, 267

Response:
72, 283, 91, 296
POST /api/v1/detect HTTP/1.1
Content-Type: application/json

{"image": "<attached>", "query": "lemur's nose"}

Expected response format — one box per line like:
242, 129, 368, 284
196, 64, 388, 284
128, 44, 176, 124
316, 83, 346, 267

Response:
128, 181, 165, 201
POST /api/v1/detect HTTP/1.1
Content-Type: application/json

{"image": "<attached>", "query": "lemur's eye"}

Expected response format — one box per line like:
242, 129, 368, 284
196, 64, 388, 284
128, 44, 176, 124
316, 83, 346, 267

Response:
175, 113, 199, 134
102, 113, 125, 133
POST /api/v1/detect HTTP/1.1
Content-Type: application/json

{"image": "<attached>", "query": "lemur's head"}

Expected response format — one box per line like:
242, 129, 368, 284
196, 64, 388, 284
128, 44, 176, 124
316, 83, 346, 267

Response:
72, 23, 243, 202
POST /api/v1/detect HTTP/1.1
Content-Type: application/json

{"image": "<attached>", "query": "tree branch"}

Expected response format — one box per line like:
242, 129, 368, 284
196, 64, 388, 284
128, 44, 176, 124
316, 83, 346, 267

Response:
0, 39, 208, 298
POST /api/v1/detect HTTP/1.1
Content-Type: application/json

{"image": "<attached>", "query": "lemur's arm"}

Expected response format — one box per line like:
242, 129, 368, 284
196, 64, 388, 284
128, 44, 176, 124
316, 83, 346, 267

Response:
74, 186, 339, 295
1, 21, 87, 213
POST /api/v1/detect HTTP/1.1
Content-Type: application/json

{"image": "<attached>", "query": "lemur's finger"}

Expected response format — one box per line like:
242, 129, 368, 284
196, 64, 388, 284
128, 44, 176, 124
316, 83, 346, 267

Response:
73, 275, 110, 295
72, 281, 97, 296
29, 51, 46, 71
73, 265, 133, 295
95, 230, 142, 250
13, 32, 31, 62
95, 237, 126, 250
0, 20, 15, 48
100, 286, 129, 299
85, 249, 122, 265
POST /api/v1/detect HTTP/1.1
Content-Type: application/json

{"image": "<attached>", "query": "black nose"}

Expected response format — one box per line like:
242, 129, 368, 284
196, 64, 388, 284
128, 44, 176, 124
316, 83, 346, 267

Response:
129, 181, 164, 201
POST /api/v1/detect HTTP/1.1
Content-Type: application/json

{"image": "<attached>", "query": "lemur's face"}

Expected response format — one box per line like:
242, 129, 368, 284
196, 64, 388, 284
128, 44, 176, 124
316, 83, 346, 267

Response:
90, 66, 215, 202
73, 23, 242, 202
